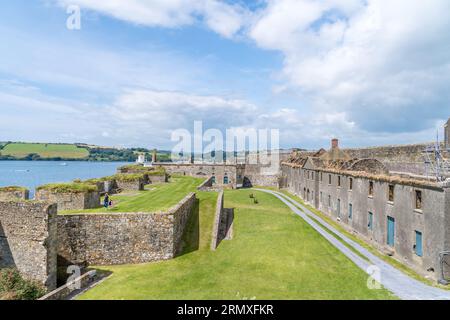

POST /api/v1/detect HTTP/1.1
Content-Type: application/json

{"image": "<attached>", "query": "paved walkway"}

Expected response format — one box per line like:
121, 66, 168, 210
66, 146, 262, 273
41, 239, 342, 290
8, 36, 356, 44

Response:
255, 188, 450, 300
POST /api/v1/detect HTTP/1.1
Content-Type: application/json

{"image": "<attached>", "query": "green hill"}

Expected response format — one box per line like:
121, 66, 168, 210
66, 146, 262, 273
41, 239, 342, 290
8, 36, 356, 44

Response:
0, 142, 173, 162
0, 143, 89, 159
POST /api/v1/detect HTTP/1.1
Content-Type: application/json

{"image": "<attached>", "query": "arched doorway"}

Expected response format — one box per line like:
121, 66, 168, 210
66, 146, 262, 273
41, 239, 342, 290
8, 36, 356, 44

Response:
242, 177, 252, 188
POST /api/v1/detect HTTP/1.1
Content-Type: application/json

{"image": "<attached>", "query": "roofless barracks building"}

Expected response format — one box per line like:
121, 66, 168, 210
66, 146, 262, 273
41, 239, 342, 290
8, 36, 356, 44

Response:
281, 135, 450, 283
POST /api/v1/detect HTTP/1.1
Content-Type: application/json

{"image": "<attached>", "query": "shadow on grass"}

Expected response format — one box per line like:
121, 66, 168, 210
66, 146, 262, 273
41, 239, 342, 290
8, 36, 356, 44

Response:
177, 198, 200, 257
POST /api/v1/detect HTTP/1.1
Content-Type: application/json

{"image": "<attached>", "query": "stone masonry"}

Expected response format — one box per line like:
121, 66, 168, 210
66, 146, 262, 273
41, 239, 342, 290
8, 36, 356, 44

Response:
57, 192, 196, 266
342, 141, 449, 176
117, 165, 168, 185
147, 174, 168, 184
155, 151, 290, 189
0, 201, 57, 290
211, 192, 234, 250
115, 178, 145, 191
197, 176, 214, 191
157, 163, 241, 188
0, 188, 29, 201
35, 190, 101, 211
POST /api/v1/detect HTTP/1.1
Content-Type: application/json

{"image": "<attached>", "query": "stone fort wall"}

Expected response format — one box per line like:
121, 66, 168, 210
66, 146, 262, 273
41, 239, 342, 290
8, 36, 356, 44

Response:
242, 164, 280, 187
0, 191, 196, 294
326, 142, 450, 175
343, 142, 445, 162
157, 163, 240, 188
342, 142, 449, 175
0, 189, 29, 201
210, 192, 233, 251
147, 174, 168, 184
0, 201, 57, 290
35, 190, 100, 211
197, 176, 214, 191
56, 192, 196, 266
157, 162, 282, 188
115, 178, 145, 191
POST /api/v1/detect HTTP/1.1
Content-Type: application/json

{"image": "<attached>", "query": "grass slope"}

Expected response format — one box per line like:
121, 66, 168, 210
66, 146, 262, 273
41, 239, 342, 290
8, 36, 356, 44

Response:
79, 188, 395, 300
1, 143, 89, 159
61, 176, 204, 214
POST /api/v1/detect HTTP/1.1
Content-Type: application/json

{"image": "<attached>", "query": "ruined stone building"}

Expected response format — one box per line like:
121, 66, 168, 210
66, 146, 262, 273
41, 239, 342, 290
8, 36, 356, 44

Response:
1, 119, 449, 292
150, 123, 450, 283
281, 127, 450, 281
154, 150, 291, 189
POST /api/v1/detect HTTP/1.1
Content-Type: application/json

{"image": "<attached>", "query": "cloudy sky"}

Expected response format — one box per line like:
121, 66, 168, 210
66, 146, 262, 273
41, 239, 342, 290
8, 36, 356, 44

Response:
0, 0, 449, 150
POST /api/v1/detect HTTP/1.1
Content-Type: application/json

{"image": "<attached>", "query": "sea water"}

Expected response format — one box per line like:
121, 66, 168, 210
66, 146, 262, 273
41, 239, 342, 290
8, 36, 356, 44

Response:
0, 161, 128, 198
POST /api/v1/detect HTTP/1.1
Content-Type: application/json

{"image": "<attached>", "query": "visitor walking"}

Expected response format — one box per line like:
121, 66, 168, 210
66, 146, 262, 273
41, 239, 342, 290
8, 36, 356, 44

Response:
104, 193, 110, 209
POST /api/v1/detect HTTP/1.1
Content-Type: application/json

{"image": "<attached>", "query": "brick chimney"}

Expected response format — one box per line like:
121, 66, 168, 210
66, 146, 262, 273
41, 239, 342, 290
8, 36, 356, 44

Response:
331, 138, 339, 149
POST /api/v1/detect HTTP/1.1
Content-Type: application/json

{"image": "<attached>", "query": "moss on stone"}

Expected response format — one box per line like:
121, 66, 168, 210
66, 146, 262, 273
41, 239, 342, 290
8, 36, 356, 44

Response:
83, 176, 112, 184
0, 186, 27, 192
36, 182, 98, 193
109, 173, 144, 182
119, 164, 166, 175
118, 164, 149, 171
147, 167, 166, 176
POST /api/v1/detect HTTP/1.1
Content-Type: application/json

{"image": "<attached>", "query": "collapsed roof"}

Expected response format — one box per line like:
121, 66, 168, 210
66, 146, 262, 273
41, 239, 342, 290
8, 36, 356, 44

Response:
286, 139, 389, 175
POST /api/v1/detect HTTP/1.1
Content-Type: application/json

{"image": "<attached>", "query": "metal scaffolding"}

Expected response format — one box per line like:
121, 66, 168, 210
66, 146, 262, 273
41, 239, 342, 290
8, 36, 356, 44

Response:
422, 134, 450, 182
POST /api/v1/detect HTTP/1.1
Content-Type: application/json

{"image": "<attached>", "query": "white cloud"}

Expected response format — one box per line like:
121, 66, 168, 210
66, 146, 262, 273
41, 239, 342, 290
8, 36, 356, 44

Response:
109, 89, 257, 130
4, 0, 450, 149
0, 82, 107, 143
0, 81, 79, 114
254, 107, 359, 148
202, 1, 249, 38
249, 0, 450, 136
0, 24, 208, 95
56, 0, 249, 38
58, 0, 195, 27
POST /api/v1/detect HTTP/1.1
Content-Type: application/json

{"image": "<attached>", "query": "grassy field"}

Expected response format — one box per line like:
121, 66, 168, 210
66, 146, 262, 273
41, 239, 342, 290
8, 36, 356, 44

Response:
0, 143, 89, 159
61, 176, 204, 214
277, 189, 449, 290
78, 187, 395, 300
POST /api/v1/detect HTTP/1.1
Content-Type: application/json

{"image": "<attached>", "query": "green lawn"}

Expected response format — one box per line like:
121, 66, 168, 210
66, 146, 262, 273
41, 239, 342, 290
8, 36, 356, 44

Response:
0, 143, 89, 159
78, 188, 395, 300
277, 189, 449, 290
61, 176, 205, 214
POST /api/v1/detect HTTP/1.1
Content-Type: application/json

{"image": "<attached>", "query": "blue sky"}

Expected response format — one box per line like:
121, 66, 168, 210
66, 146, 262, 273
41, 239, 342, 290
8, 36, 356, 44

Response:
0, 0, 449, 150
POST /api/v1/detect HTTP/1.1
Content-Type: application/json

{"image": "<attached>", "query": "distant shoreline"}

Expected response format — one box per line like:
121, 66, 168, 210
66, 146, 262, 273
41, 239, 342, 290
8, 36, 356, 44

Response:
0, 159, 133, 162
0, 159, 174, 163
0, 142, 172, 163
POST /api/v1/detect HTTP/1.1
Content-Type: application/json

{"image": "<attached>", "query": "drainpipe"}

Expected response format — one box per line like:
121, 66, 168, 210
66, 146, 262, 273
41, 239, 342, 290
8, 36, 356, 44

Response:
439, 251, 450, 285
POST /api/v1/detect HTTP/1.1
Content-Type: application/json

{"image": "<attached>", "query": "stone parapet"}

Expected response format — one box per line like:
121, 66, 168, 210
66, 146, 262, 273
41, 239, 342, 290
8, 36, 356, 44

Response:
57, 193, 196, 266
0, 201, 57, 290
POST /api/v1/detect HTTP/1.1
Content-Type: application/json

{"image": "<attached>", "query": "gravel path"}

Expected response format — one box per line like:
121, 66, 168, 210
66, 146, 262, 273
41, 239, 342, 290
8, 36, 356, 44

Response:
255, 188, 450, 300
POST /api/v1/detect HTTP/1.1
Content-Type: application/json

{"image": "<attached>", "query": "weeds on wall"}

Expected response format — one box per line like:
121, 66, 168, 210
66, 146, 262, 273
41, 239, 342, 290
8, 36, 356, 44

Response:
0, 268, 45, 300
